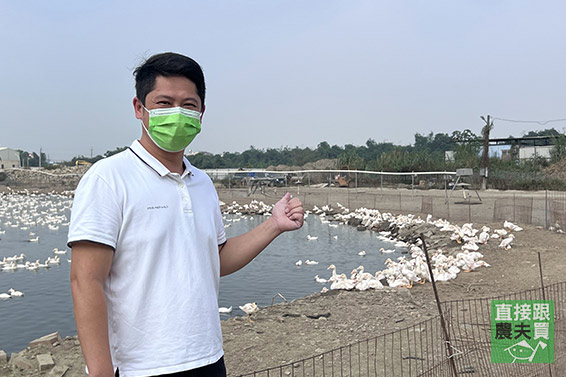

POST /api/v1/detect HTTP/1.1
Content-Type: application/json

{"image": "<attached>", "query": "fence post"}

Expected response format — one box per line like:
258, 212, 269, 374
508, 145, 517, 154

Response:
513, 193, 517, 222
420, 234, 460, 377
411, 171, 414, 195
545, 190, 549, 229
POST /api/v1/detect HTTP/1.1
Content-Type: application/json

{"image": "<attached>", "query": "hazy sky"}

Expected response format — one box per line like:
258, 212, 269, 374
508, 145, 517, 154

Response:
2, 1, 565, 161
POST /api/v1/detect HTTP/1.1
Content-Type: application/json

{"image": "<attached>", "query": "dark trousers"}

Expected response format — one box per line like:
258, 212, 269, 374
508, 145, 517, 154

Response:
115, 356, 226, 377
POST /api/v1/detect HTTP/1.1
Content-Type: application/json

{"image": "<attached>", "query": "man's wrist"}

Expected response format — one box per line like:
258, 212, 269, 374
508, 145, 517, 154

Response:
265, 215, 285, 236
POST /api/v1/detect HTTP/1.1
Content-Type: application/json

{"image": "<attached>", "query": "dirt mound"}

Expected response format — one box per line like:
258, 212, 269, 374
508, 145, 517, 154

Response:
267, 159, 337, 171
545, 158, 566, 180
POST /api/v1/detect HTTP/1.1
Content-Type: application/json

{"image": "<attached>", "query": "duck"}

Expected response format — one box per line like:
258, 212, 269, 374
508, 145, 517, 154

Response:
327, 264, 339, 282
499, 234, 515, 250
2, 263, 17, 271
28, 236, 39, 242
239, 302, 259, 323
218, 306, 232, 314
8, 288, 23, 297
306, 235, 318, 241
504, 221, 523, 232
0, 293, 11, 300
330, 274, 356, 290
295, 260, 302, 267
379, 247, 395, 254
358, 250, 367, 257
478, 231, 490, 244
314, 275, 328, 284
304, 260, 319, 265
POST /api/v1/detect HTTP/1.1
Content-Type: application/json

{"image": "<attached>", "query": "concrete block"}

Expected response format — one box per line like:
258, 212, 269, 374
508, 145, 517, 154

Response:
0, 350, 6, 364
37, 353, 55, 372
49, 365, 70, 377
29, 332, 63, 349
11, 356, 33, 371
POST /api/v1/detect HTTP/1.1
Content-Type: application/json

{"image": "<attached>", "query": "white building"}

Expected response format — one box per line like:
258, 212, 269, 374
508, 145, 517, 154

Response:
0, 147, 21, 169
518, 145, 554, 161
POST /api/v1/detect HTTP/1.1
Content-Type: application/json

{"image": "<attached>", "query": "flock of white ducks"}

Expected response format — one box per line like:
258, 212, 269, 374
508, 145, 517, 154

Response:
220, 200, 524, 296
0, 190, 73, 300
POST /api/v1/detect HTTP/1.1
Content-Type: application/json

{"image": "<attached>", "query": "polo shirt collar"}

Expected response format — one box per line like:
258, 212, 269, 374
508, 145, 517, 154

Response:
129, 140, 192, 178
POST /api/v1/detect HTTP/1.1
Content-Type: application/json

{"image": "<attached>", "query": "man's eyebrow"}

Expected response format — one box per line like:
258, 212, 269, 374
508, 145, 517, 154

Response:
153, 94, 198, 102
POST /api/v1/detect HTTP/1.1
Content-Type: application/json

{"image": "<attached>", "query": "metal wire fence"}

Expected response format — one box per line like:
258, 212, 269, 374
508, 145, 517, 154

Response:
218, 186, 566, 230
236, 282, 566, 377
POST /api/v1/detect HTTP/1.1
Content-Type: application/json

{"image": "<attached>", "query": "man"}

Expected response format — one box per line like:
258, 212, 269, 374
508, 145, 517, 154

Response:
69, 52, 304, 377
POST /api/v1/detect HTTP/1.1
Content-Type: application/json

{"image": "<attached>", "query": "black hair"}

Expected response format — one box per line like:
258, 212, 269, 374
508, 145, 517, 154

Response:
133, 52, 206, 107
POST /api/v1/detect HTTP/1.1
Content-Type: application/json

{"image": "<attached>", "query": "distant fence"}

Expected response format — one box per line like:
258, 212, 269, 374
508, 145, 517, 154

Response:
205, 169, 455, 192
218, 187, 566, 230
211, 169, 566, 229
237, 282, 566, 377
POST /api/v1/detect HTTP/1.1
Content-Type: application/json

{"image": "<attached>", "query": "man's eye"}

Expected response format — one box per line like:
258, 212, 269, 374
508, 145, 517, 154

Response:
157, 101, 170, 105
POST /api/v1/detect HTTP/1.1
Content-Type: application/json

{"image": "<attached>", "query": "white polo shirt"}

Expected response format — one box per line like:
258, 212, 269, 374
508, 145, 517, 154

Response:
68, 140, 226, 377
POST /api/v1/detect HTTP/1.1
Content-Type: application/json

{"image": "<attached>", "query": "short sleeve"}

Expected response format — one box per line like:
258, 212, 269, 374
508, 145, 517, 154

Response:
67, 173, 122, 250
214, 196, 226, 245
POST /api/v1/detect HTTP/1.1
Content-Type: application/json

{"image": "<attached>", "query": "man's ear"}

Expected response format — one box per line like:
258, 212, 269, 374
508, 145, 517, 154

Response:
200, 104, 206, 122
133, 97, 144, 120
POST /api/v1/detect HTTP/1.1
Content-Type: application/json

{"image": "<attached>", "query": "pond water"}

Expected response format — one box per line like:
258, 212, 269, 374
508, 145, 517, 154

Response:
0, 194, 399, 355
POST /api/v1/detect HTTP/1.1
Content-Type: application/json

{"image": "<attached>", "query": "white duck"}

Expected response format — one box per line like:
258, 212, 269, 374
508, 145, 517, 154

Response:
218, 306, 232, 314
327, 264, 339, 282
239, 302, 258, 323
306, 235, 318, 241
499, 234, 515, 250
8, 288, 23, 297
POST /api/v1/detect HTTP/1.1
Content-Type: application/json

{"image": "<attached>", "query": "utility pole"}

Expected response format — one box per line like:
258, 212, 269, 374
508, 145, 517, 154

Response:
480, 115, 494, 190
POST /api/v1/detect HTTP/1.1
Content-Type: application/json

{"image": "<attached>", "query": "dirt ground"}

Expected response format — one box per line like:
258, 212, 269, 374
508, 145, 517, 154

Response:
0, 185, 565, 377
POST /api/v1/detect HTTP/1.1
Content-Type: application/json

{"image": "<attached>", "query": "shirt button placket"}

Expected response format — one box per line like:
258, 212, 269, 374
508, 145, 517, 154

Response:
181, 179, 192, 213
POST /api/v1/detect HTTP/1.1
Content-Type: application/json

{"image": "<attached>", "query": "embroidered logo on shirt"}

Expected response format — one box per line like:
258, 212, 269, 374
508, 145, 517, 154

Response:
146, 205, 169, 210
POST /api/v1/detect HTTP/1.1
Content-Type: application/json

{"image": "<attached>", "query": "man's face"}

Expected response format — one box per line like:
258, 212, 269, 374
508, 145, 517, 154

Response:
134, 75, 204, 125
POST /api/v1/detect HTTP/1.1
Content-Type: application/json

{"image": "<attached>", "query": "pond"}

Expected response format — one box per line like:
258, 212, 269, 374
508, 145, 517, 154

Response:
0, 194, 399, 355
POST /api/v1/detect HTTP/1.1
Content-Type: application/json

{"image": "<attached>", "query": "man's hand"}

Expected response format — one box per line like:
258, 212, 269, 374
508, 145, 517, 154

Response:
271, 193, 304, 233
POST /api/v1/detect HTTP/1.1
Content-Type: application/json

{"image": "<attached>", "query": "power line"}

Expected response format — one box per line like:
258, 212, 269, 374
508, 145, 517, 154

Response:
492, 117, 566, 126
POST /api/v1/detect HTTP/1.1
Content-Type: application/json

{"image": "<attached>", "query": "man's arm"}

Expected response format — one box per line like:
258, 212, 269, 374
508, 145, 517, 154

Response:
70, 241, 115, 377
219, 193, 304, 276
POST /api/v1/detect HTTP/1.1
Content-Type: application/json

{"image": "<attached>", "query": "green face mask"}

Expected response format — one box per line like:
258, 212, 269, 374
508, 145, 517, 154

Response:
142, 106, 202, 152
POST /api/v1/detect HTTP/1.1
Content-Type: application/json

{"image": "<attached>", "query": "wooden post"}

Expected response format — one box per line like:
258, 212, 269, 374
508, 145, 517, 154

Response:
480, 115, 494, 190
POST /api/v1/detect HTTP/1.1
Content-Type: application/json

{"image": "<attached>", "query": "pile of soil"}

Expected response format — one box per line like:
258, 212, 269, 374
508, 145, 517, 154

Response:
545, 158, 566, 180
267, 159, 337, 171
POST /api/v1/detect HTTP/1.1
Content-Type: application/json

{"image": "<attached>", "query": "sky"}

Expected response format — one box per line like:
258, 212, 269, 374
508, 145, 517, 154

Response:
1, 1, 566, 161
